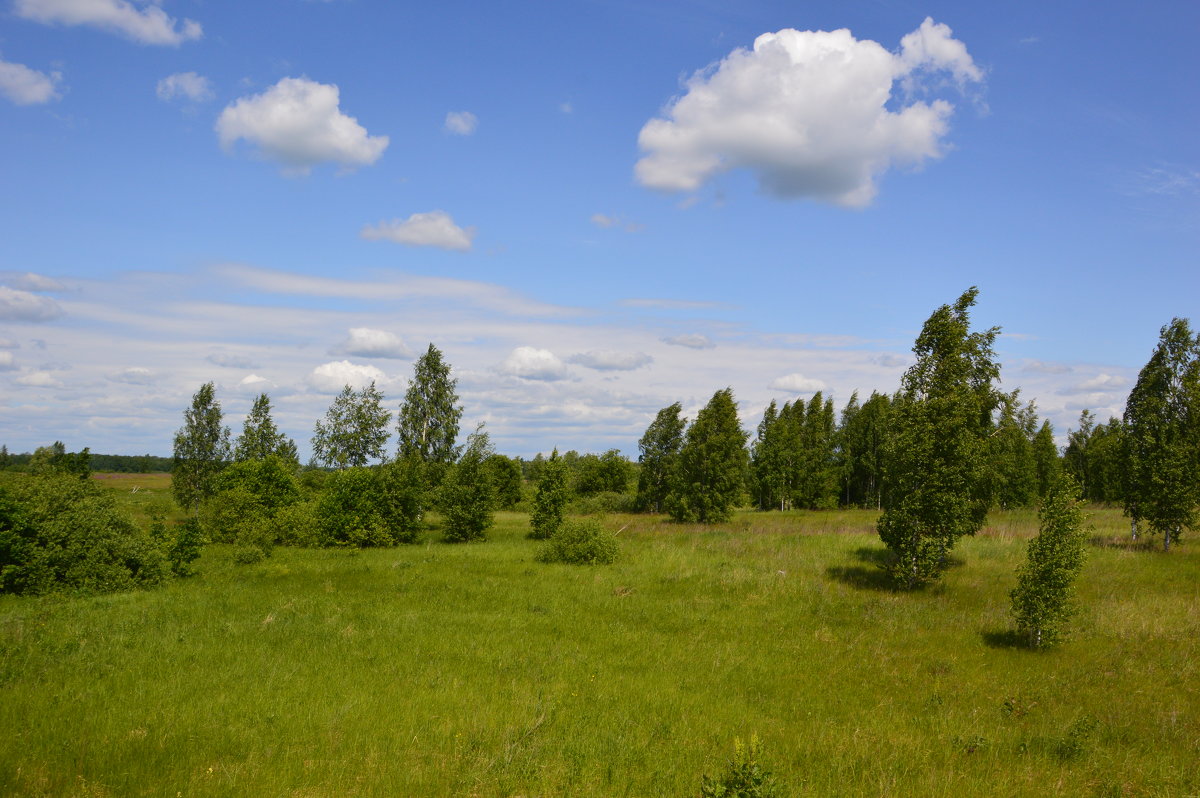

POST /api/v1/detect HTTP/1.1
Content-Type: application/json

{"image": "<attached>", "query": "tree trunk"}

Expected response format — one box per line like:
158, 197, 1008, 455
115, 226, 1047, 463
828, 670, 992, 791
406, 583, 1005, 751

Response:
1130, 519, 1138, 542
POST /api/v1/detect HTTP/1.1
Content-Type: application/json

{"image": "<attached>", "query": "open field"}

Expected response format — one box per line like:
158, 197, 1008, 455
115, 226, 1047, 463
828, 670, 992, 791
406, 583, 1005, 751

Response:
2, 499, 1197, 796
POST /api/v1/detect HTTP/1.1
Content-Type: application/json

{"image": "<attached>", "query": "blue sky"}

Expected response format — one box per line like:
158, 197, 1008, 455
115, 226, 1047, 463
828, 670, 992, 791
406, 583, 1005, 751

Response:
1, 0, 1197, 460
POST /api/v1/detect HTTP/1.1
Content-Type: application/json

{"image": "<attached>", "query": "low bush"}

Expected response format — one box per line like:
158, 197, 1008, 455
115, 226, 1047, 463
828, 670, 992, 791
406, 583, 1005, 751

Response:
700, 735, 779, 798
536, 519, 618, 565
0, 473, 166, 595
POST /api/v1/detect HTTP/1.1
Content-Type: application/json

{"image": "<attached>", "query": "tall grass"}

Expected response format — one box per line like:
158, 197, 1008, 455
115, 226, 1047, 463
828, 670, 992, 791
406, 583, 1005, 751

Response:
1, 501, 1196, 796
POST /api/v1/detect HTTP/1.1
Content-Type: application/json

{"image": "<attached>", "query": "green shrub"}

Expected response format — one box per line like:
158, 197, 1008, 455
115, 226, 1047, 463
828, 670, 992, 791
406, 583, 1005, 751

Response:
0, 473, 166, 595
167, 517, 204, 577
273, 499, 321, 547
439, 430, 494, 543
700, 735, 779, 798
536, 519, 618, 565
316, 467, 393, 547
572, 490, 636, 515
529, 450, 567, 540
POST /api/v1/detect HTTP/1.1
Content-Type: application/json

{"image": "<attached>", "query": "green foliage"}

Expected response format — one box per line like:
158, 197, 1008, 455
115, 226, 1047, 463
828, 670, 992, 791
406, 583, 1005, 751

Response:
397, 343, 463, 466
172, 382, 231, 512
311, 381, 391, 469
199, 455, 302, 557
272, 499, 321, 547
668, 388, 749, 523
167, 517, 204, 577
878, 288, 1000, 588
315, 468, 390, 547
28, 441, 91, 480
439, 428, 495, 543
234, 393, 299, 464
1010, 476, 1088, 648
1031, 420, 1060, 500
529, 449, 568, 539
636, 401, 686, 512
699, 735, 779, 798
484, 454, 523, 509
0, 473, 166, 595
1123, 317, 1200, 551
535, 518, 618, 565
572, 449, 633, 497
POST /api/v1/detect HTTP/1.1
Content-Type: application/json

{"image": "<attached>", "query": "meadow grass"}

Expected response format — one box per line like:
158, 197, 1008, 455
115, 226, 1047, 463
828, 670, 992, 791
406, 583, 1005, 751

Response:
1, 492, 1197, 796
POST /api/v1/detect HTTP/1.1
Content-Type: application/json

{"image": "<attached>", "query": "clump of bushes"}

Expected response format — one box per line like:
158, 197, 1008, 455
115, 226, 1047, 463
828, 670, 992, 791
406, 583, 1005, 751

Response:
0, 473, 166, 595
536, 519, 618, 565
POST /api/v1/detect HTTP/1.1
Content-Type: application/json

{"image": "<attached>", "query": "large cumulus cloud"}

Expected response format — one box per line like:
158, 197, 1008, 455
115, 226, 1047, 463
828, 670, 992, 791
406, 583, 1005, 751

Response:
635, 18, 982, 207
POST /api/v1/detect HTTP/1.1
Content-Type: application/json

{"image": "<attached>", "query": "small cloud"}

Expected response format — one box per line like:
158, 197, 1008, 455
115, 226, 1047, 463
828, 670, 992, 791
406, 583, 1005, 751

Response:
871, 354, 907, 368
500, 347, 570, 381
15, 0, 203, 46
207, 353, 260, 369
308, 360, 386, 393
559, 101, 573, 114
0, 338, 18, 349
216, 77, 388, 175
0, 351, 16, 370
0, 271, 66, 291
769, 373, 827, 394
569, 350, 653, 371
662, 333, 714, 349
156, 71, 213, 102
591, 213, 617, 228
15, 370, 62, 388
360, 210, 475, 251
108, 366, 156, 384
234, 374, 274, 393
444, 110, 477, 135
590, 213, 644, 232
0, 287, 64, 322
1000, 332, 1037, 341
1060, 373, 1127, 394
1127, 165, 1200, 197
333, 327, 412, 359
0, 56, 62, 105
1018, 35, 1040, 46
1023, 359, 1072, 375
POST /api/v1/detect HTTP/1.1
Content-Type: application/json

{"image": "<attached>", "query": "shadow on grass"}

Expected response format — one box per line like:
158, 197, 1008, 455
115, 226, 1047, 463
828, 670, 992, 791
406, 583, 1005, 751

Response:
825, 565, 895, 591
1088, 535, 1164, 552
981, 629, 1032, 650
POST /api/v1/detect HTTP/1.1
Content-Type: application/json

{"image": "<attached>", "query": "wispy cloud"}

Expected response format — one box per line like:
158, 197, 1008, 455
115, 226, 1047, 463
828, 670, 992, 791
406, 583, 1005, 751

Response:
361, 211, 475, 251
15, 0, 202, 46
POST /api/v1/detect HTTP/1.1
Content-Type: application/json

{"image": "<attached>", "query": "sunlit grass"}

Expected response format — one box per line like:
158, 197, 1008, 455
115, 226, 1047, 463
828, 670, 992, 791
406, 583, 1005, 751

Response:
2, 504, 1197, 796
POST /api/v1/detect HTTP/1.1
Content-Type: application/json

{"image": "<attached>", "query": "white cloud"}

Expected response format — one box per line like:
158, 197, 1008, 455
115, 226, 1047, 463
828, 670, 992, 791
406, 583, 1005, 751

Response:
500, 347, 570, 381
156, 71, 213, 102
1, 272, 67, 291
0, 287, 64, 322
0, 57, 62, 105
623, 298, 727, 310
769, 373, 827, 394
569, 350, 653, 371
216, 77, 388, 175
662, 333, 714, 349
0, 338, 18, 349
635, 17, 982, 206
444, 110, 478, 135
308, 360, 386, 393
0, 351, 16, 370
1023, 359, 1072, 375
207, 353, 259, 369
15, 370, 62, 388
1061, 373, 1128, 394
590, 213, 643, 232
334, 327, 412, 359
108, 366, 155, 384
871, 354, 907, 368
15, 0, 202, 46
360, 211, 475, 251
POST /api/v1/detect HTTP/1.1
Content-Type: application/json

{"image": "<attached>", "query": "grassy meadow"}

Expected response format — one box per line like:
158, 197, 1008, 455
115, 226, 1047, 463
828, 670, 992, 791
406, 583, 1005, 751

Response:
1, 476, 1197, 796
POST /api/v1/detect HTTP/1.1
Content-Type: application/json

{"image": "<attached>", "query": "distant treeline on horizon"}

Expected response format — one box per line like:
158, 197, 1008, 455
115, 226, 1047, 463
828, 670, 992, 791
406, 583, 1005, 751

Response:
2, 451, 173, 473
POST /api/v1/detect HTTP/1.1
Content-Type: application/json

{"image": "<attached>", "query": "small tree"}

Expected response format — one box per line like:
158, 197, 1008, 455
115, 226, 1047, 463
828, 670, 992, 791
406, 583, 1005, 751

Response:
312, 381, 391, 469
877, 288, 1001, 588
484, 454, 523, 510
234, 393, 299, 465
635, 402, 686, 512
173, 382, 231, 512
397, 343, 463, 466
1010, 476, 1088, 648
529, 449, 568, 540
1122, 317, 1200, 551
439, 427, 494, 542
667, 388, 749, 523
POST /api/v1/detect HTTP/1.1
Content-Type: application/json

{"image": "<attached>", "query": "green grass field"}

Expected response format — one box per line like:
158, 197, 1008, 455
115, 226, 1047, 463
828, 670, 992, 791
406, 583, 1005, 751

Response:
1, 478, 1197, 796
